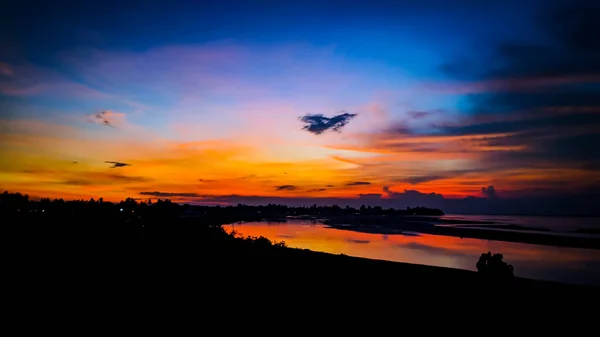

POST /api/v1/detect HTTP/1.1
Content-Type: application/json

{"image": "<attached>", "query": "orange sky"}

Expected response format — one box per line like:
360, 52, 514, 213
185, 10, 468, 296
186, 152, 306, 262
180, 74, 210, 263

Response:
1, 106, 597, 204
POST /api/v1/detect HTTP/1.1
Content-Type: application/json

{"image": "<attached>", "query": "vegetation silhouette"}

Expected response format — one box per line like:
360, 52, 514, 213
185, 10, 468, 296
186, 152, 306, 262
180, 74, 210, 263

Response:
476, 251, 515, 282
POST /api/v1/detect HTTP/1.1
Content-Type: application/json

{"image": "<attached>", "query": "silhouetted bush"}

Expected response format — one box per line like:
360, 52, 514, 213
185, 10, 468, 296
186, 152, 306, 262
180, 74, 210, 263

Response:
476, 251, 515, 280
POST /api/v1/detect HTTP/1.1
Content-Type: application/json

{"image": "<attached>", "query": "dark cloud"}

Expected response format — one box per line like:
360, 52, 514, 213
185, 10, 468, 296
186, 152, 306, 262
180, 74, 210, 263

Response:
383, 186, 444, 208
89, 111, 116, 127
307, 188, 327, 192
326, 185, 334, 188
198, 179, 215, 183
347, 239, 370, 244
105, 161, 130, 168
346, 181, 371, 186
441, 1, 600, 117
140, 191, 201, 197
386, 1, 600, 179
299, 111, 357, 135
442, 1, 600, 82
435, 113, 600, 137
358, 193, 382, 200
274, 185, 297, 191
395, 169, 482, 185
481, 186, 497, 199
168, 189, 600, 216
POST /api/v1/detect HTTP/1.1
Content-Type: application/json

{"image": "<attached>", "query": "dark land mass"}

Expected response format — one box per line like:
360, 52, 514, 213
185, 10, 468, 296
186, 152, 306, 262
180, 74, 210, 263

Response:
576, 228, 600, 235
3, 191, 600, 313
323, 216, 600, 249
478, 224, 550, 232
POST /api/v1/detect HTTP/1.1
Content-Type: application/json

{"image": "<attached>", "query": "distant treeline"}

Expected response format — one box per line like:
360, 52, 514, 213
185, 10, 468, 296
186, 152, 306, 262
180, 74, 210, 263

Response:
1, 190, 443, 247
0, 191, 444, 221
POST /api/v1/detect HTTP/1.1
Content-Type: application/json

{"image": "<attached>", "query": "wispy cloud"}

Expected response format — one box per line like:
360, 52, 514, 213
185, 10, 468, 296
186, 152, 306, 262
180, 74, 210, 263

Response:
403, 175, 449, 185
275, 185, 297, 191
140, 191, 200, 197
307, 188, 327, 192
347, 239, 370, 244
346, 181, 371, 186
105, 161, 130, 168
88, 110, 125, 128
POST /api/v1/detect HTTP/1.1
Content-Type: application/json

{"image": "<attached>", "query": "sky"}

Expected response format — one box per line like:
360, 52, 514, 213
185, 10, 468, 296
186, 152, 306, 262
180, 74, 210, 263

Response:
1, 0, 599, 215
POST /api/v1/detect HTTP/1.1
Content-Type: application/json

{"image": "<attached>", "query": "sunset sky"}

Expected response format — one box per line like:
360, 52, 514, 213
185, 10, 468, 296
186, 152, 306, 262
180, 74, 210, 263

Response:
1, 0, 599, 213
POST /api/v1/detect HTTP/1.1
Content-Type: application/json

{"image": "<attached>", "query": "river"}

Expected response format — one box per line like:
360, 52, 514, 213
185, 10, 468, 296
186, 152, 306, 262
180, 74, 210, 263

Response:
223, 218, 600, 286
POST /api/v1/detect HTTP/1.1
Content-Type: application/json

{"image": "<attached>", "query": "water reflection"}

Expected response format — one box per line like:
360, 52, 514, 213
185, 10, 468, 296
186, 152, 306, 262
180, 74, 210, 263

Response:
225, 220, 600, 285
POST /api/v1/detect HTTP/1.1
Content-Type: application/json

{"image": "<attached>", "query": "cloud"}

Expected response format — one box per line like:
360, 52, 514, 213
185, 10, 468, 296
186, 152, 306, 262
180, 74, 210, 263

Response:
139, 191, 201, 197
14, 167, 151, 188
407, 111, 431, 119
330, 155, 381, 166
481, 186, 497, 199
59, 179, 94, 186
307, 188, 327, 192
358, 193, 382, 200
382, 186, 445, 208
346, 181, 371, 186
432, 1, 600, 171
347, 239, 370, 244
105, 161, 131, 168
345, 1, 600, 197
88, 110, 124, 128
299, 111, 357, 135
274, 185, 297, 191
403, 175, 448, 185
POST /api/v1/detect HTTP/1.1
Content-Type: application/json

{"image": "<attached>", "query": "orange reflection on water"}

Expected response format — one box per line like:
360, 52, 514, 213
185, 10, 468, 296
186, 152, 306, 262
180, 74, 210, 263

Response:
224, 220, 600, 285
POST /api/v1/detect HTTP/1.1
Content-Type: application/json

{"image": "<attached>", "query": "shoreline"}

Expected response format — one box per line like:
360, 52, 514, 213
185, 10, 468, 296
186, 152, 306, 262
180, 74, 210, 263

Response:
318, 215, 600, 250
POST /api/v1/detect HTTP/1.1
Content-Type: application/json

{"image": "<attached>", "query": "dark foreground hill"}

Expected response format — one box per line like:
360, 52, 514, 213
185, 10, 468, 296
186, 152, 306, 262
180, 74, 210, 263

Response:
12, 221, 597, 301
3, 193, 599, 320
6, 224, 600, 331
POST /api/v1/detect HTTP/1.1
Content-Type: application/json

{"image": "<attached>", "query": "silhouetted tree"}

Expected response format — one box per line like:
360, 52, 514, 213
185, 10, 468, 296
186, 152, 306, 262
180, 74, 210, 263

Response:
476, 251, 515, 281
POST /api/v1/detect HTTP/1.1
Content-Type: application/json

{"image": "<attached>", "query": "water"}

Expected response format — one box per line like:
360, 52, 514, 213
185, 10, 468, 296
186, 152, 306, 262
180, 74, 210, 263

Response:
439, 214, 600, 232
224, 220, 600, 286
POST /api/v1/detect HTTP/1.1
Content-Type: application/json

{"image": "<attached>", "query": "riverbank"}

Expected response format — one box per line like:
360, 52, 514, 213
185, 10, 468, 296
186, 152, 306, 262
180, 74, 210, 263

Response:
322, 215, 600, 249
